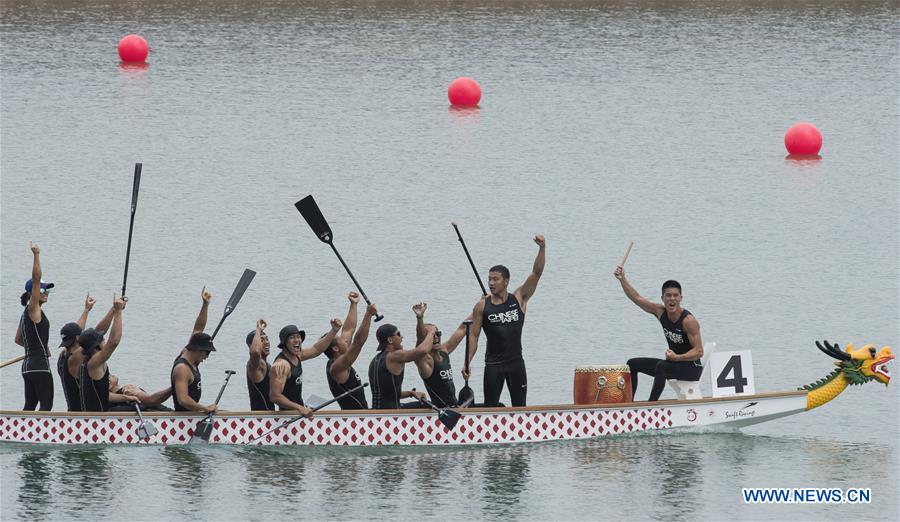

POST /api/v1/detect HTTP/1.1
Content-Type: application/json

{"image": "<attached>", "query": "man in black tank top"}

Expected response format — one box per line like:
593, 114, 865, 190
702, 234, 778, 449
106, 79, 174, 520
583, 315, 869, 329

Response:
324, 293, 374, 410
245, 319, 275, 411
58, 295, 119, 411
171, 287, 220, 413
367, 321, 432, 409
78, 295, 127, 412
413, 303, 474, 408
270, 318, 343, 417
467, 235, 546, 407
614, 267, 704, 401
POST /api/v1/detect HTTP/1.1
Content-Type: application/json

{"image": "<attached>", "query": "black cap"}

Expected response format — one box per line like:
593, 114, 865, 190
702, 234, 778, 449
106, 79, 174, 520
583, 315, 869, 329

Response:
186, 332, 216, 352
246, 330, 256, 347
77, 328, 104, 350
278, 325, 305, 348
376, 323, 399, 347
59, 322, 82, 347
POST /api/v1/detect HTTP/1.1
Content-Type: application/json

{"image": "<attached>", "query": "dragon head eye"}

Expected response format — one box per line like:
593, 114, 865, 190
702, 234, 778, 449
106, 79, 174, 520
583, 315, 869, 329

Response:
870, 346, 877, 357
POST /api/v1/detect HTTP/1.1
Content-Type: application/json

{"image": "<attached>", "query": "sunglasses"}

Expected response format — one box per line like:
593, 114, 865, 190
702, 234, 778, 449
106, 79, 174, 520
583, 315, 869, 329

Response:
392, 331, 401, 338
39, 288, 50, 295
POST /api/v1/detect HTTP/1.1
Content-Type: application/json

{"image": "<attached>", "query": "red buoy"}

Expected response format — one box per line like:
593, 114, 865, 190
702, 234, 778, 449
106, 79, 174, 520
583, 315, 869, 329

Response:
784, 123, 822, 155
118, 35, 149, 63
448, 77, 482, 108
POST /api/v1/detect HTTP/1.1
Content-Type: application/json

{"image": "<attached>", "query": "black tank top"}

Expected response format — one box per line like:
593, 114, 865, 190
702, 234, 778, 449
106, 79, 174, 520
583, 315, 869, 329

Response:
171, 357, 202, 411
423, 351, 457, 408
274, 353, 304, 408
20, 309, 50, 373
247, 361, 274, 411
368, 351, 403, 410
326, 358, 368, 410
57, 351, 82, 412
79, 362, 110, 412
659, 309, 693, 355
482, 294, 525, 364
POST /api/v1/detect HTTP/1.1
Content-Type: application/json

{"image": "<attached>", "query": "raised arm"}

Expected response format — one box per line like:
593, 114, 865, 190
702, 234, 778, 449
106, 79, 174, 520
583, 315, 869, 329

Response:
441, 312, 475, 354
268, 361, 313, 417
248, 319, 267, 366
90, 295, 126, 369
340, 292, 360, 347
191, 287, 212, 337
389, 327, 435, 364
27, 242, 42, 323
301, 318, 342, 361
94, 303, 116, 334
332, 304, 376, 374
515, 235, 546, 309
613, 266, 663, 317
77, 293, 96, 329
413, 302, 427, 345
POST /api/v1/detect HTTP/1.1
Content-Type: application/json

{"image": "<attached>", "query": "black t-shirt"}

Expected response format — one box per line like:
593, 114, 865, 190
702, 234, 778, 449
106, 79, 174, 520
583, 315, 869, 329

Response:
171, 356, 202, 411
21, 310, 51, 373
423, 351, 457, 408
274, 353, 304, 408
247, 361, 274, 411
79, 362, 110, 412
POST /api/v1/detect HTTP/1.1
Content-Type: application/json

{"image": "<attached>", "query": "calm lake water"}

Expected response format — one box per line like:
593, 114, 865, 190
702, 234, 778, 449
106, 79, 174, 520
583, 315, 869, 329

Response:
1, 0, 897, 520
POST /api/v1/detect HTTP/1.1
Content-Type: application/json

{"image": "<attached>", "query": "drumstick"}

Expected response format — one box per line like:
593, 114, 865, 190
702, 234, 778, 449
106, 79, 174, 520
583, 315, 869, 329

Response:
618, 241, 634, 268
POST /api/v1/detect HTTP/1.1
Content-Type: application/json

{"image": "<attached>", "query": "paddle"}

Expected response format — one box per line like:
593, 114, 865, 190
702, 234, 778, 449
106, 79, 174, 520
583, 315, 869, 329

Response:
618, 241, 634, 268
121, 162, 142, 297
452, 222, 487, 296
0, 355, 26, 370
133, 403, 158, 440
415, 392, 462, 430
295, 195, 384, 322
250, 382, 369, 443
209, 268, 256, 340
188, 370, 236, 444
458, 319, 475, 407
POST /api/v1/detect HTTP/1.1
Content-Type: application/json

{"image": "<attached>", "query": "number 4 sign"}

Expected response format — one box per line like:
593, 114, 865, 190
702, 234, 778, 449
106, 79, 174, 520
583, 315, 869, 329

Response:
709, 350, 756, 398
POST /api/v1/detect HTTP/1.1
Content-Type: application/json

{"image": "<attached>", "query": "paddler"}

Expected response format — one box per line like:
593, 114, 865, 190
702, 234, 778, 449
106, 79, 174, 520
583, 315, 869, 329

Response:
245, 318, 274, 411
324, 292, 375, 410
58, 294, 116, 411
78, 294, 127, 412
170, 287, 220, 413
412, 302, 473, 408
107, 374, 172, 411
367, 321, 432, 409
465, 234, 545, 407
269, 318, 343, 418
15, 242, 55, 411
614, 266, 704, 401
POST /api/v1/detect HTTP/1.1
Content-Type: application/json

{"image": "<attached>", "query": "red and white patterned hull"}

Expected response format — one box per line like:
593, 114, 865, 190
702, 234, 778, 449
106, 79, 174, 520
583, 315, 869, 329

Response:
0, 391, 807, 446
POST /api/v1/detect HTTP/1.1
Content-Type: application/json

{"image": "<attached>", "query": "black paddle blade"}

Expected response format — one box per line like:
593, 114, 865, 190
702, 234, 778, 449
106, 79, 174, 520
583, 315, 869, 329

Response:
438, 409, 462, 430
224, 269, 256, 316
295, 195, 333, 244
188, 418, 214, 443
458, 385, 475, 407
131, 163, 142, 211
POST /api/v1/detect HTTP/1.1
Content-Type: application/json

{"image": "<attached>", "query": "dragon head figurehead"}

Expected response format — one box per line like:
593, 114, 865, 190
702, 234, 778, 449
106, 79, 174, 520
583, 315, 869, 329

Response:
804, 340, 893, 410
817, 340, 894, 385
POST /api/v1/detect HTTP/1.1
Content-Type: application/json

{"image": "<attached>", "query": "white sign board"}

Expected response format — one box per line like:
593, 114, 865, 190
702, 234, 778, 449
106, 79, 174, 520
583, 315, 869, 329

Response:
709, 350, 756, 398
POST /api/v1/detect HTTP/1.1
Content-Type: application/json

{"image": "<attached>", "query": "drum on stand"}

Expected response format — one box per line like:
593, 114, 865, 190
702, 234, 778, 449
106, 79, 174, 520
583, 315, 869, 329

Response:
574, 364, 633, 404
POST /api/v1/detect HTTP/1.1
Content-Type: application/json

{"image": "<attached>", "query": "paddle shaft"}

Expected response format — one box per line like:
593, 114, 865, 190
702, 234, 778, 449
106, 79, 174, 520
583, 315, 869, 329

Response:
328, 243, 383, 322
0, 354, 26, 369
618, 241, 634, 268
251, 382, 369, 442
121, 162, 142, 297
463, 320, 472, 387
452, 223, 487, 296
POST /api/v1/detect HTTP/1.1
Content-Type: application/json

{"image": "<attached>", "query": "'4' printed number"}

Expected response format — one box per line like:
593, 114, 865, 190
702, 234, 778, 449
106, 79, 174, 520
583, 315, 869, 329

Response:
716, 355, 748, 393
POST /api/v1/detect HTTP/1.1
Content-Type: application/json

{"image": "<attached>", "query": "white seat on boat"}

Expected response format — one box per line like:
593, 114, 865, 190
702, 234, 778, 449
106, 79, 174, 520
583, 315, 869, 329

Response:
667, 342, 716, 400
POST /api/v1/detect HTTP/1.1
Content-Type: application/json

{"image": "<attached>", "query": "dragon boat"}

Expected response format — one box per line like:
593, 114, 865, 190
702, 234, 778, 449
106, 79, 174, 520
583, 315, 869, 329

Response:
0, 341, 891, 447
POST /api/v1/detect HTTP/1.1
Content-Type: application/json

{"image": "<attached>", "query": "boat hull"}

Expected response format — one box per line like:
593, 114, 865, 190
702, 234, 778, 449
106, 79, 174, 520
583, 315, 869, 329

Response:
0, 391, 807, 446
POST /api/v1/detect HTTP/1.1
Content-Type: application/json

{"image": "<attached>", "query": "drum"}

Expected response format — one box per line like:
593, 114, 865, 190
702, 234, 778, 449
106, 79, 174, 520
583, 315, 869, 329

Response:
573, 364, 633, 404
